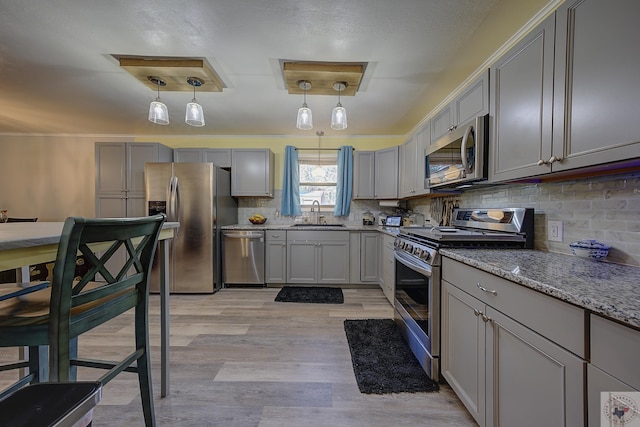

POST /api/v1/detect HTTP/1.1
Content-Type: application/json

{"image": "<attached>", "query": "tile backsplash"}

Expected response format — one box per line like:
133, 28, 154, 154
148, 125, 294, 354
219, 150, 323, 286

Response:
237, 171, 640, 266
409, 171, 640, 266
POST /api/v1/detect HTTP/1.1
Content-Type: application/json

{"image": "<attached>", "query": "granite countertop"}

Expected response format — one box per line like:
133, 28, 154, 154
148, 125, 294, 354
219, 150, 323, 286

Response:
222, 223, 389, 232
440, 249, 640, 329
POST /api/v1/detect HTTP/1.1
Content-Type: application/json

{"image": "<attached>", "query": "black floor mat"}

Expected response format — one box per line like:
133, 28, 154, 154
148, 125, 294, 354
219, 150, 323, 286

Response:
274, 286, 344, 304
344, 319, 439, 394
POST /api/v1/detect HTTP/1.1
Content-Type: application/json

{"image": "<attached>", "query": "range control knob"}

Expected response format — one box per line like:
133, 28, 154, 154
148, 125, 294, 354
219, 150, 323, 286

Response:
405, 244, 413, 252
420, 251, 431, 261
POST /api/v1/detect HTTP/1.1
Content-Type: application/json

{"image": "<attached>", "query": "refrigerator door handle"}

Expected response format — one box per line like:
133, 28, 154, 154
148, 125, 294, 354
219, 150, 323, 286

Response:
169, 176, 180, 237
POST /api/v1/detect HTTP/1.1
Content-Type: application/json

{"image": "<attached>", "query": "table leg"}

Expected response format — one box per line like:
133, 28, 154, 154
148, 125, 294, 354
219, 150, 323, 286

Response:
159, 238, 170, 397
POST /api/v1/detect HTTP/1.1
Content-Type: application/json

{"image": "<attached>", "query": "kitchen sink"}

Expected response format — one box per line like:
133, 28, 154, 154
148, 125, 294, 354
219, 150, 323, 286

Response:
290, 223, 346, 227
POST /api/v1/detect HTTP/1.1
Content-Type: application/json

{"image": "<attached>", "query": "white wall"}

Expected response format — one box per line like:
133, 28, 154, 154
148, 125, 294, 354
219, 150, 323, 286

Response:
0, 135, 127, 221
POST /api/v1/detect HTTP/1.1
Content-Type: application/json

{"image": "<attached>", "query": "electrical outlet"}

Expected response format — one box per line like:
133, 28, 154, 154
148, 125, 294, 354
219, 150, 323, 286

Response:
548, 221, 563, 242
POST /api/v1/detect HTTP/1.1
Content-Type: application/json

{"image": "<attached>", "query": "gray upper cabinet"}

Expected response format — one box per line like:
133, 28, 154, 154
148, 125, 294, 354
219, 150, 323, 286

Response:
491, 0, 640, 182
353, 147, 398, 200
489, 15, 555, 182
231, 149, 274, 197
431, 71, 489, 143
353, 151, 375, 199
373, 146, 399, 199
95, 142, 172, 217
174, 148, 232, 167
551, 0, 640, 172
400, 120, 430, 198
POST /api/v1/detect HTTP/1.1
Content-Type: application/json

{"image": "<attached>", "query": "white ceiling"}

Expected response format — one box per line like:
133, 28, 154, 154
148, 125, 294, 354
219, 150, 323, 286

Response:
0, 0, 505, 137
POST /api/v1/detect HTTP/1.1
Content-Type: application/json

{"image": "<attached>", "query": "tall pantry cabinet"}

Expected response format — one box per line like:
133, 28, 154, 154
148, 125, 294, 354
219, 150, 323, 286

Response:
95, 142, 173, 218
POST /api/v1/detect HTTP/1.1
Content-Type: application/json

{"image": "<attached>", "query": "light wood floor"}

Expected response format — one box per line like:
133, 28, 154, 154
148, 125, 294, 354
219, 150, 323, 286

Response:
1, 288, 476, 426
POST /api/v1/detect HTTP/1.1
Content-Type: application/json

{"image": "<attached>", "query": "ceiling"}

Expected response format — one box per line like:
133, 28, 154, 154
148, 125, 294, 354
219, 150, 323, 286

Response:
0, 0, 508, 137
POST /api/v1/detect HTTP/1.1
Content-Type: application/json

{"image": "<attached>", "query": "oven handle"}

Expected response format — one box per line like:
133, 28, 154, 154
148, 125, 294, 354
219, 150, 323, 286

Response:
394, 251, 433, 278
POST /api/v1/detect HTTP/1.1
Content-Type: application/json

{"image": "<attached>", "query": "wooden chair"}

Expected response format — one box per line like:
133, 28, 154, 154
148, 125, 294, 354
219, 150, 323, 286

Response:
0, 214, 165, 427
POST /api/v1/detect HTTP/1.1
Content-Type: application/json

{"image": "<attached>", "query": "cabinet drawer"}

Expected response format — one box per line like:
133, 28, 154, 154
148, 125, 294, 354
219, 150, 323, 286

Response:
382, 234, 395, 250
265, 231, 286, 241
442, 258, 585, 357
287, 230, 348, 242
591, 314, 640, 389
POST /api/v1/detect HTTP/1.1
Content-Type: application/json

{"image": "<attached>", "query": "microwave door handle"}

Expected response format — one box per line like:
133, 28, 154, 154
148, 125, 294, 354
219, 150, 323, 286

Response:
460, 125, 473, 173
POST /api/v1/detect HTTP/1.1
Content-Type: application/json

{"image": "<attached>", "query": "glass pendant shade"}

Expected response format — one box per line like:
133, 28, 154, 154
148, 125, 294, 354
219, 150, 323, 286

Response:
148, 97, 169, 125
311, 165, 324, 178
296, 104, 313, 130
185, 98, 205, 127
331, 104, 347, 130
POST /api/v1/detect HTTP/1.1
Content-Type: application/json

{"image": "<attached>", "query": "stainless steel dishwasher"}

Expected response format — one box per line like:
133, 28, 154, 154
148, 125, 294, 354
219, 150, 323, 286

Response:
222, 230, 265, 286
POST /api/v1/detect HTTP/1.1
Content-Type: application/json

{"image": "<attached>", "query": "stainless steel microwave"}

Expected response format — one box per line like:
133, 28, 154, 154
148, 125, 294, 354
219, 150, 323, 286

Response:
424, 114, 489, 188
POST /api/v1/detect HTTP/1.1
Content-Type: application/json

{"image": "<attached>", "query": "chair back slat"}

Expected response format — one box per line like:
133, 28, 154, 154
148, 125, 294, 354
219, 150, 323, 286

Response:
71, 274, 142, 308
48, 215, 165, 352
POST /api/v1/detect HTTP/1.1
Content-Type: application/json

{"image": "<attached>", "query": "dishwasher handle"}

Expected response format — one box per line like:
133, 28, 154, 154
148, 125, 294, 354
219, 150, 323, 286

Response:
224, 232, 264, 239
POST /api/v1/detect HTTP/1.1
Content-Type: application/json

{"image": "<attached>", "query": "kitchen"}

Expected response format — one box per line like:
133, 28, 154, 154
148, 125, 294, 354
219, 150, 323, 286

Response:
1, 0, 640, 426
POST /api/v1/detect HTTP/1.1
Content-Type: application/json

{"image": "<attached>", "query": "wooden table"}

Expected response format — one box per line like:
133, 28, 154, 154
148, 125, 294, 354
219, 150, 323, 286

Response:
0, 221, 178, 397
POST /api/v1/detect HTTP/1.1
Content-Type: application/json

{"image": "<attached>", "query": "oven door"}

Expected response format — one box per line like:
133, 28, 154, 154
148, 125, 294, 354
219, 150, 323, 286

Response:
393, 250, 440, 380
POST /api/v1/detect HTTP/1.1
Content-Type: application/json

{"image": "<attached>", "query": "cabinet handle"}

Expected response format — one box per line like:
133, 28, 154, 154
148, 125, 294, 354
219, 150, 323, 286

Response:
549, 155, 563, 164
481, 313, 492, 323
537, 159, 549, 166
473, 309, 481, 317
476, 283, 497, 296
272, 234, 281, 238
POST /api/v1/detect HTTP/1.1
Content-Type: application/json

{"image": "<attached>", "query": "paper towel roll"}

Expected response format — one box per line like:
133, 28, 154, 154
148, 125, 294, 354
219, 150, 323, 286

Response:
379, 200, 400, 207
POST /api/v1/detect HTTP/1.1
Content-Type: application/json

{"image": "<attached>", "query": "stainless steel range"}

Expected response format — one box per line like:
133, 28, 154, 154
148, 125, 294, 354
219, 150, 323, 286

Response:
393, 207, 534, 381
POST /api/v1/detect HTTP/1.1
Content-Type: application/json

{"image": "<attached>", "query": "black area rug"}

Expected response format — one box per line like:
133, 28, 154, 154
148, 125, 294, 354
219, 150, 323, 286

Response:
344, 319, 439, 394
274, 286, 344, 304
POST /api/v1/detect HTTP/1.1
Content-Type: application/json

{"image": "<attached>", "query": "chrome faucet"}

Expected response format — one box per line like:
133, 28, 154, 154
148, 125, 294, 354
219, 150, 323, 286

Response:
311, 200, 321, 224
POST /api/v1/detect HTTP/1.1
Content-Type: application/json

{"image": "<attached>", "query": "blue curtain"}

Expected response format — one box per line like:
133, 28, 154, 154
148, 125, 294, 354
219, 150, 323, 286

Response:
334, 146, 353, 217
281, 145, 302, 216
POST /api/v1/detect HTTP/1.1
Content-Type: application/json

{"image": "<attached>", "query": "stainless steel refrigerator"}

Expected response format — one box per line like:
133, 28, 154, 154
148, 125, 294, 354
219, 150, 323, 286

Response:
145, 162, 237, 293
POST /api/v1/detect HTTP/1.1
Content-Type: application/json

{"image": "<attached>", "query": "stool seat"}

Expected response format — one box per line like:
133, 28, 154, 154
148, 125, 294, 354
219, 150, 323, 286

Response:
0, 381, 101, 427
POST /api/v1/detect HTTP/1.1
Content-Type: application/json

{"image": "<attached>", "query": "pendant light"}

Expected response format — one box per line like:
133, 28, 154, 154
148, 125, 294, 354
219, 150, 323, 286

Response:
148, 77, 169, 125
296, 80, 313, 130
312, 131, 324, 178
331, 81, 348, 130
185, 77, 205, 127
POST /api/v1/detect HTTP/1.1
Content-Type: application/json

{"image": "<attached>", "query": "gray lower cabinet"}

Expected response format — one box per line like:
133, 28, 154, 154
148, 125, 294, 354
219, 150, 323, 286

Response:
265, 230, 287, 284
287, 230, 349, 284
441, 258, 585, 427
359, 232, 379, 282
588, 314, 640, 426
379, 234, 395, 304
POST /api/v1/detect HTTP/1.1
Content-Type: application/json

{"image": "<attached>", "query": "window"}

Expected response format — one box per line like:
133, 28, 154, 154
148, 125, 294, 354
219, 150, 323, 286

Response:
298, 151, 338, 207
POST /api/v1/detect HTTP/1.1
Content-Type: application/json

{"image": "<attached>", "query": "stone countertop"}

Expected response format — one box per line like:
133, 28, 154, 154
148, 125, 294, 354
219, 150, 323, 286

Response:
440, 249, 640, 330
222, 223, 394, 232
